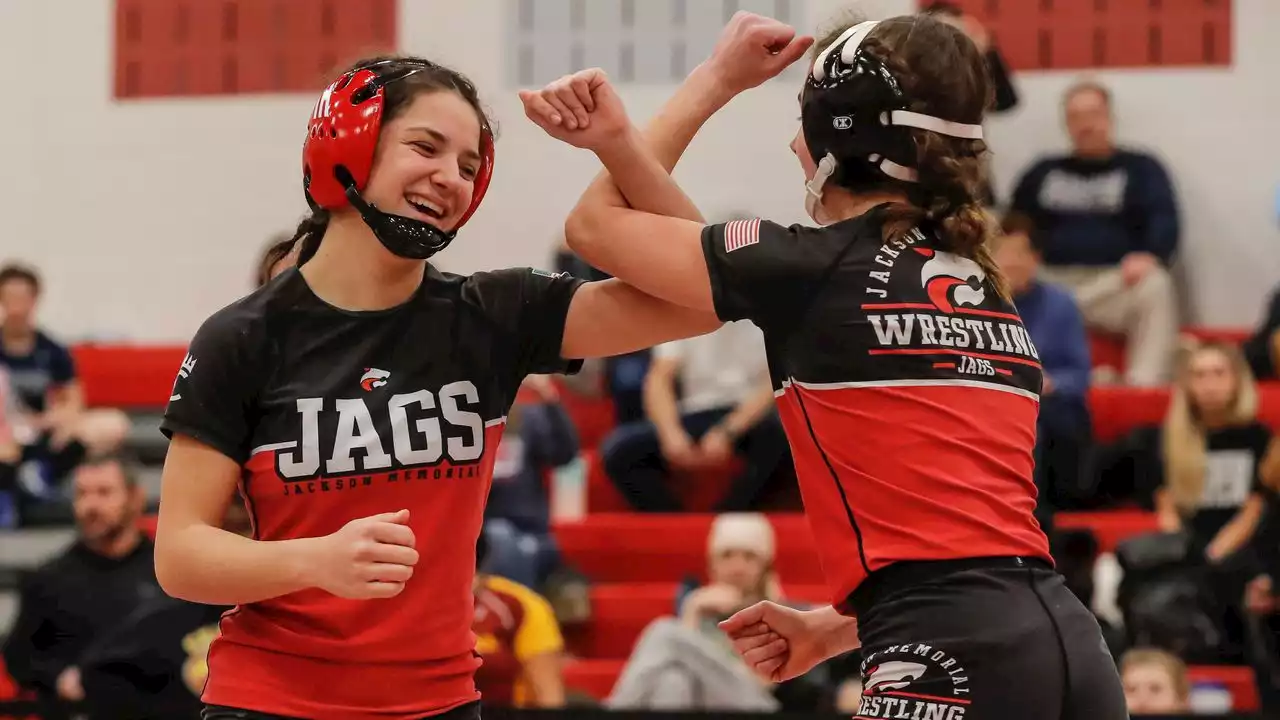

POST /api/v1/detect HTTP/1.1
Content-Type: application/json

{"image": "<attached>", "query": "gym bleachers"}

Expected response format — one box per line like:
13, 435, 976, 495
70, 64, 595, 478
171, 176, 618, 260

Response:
5, 329, 1273, 712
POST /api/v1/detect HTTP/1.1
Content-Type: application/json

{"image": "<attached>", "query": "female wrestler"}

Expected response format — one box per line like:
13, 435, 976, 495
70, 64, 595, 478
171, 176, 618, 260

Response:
521, 12, 1127, 719
154, 55, 719, 720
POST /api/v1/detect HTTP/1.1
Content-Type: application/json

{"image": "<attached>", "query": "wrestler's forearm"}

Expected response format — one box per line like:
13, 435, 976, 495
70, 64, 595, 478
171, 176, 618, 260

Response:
157, 523, 321, 605
639, 63, 735, 173
573, 65, 733, 225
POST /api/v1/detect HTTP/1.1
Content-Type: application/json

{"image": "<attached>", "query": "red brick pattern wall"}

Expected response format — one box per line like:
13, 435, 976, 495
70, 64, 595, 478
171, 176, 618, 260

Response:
925, 0, 1232, 70
114, 0, 397, 99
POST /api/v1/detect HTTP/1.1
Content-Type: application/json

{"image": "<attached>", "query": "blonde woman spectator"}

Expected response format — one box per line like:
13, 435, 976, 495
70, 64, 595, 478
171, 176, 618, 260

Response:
1149, 341, 1280, 662
1155, 341, 1279, 562
1121, 647, 1190, 715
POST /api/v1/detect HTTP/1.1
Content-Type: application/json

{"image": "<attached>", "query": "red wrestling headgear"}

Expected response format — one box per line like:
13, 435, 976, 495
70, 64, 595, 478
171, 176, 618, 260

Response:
303, 58, 495, 260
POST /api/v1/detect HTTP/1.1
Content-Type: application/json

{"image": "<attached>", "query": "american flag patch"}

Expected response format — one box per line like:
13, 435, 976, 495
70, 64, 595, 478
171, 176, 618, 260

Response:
723, 218, 762, 253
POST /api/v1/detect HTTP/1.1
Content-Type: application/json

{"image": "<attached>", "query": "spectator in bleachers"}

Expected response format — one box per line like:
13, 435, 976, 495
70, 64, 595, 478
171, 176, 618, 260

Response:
1155, 341, 1277, 561
1150, 341, 1280, 662
1010, 81, 1179, 387
472, 531, 566, 708
1, 453, 157, 715
1120, 647, 1191, 715
484, 374, 576, 590
1244, 284, 1280, 381
0, 364, 20, 527
993, 212, 1092, 531
0, 264, 130, 500
608, 514, 822, 712
601, 321, 785, 512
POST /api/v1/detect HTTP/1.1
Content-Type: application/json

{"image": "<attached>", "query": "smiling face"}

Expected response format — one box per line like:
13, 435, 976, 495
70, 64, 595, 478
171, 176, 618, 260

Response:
361, 90, 484, 233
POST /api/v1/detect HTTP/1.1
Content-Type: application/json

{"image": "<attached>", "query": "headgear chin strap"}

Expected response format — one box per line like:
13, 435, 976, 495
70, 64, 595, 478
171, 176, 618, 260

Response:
303, 59, 496, 260
333, 168, 455, 260
800, 19, 984, 225
804, 155, 839, 226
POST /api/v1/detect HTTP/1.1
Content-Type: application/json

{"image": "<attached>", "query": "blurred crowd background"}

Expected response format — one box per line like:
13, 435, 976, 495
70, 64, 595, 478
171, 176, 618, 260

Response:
2, 0, 1280, 718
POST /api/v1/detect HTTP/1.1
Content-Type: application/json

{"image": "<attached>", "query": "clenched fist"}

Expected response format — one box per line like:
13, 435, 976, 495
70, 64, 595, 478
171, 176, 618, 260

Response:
519, 68, 631, 151
309, 509, 419, 599
703, 12, 814, 96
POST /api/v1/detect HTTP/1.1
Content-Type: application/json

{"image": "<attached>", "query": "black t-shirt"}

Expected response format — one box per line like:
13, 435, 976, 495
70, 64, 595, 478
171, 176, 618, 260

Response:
1184, 421, 1274, 548
1, 539, 160, 694
157, 265, 582, 718
700, 210, 1049, 607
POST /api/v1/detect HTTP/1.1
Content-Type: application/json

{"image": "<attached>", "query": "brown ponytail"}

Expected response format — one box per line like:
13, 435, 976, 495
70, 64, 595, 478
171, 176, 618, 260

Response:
292, 210, 331, 267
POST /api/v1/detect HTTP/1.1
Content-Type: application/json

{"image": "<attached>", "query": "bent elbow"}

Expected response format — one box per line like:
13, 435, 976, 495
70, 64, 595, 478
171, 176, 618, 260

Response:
564, 205, 603, 261
153, 530, 197, 601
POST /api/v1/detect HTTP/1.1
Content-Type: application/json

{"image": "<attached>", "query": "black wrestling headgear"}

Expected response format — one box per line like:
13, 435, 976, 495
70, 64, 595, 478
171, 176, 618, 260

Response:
800, 20, 984, 224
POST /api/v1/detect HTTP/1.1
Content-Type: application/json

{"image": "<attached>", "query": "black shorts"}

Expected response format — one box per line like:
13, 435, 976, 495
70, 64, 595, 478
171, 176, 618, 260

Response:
848, 556, 1127, 720
202, 700, 481, 720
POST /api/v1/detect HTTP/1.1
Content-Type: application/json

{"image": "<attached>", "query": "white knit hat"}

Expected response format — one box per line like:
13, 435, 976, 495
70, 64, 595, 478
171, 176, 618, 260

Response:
708, 513, 776, 562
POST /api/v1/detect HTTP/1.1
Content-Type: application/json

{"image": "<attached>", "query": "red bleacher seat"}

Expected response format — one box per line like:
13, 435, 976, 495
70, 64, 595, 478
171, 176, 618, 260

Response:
0, 658, 18, 702
570, 581, 828, 660
1087, 386, 1169, 443
583, 450, 629, 514
1185, 327, 1252, 346
72, 344, 186, 409
1088, 327, 1252, 377
582, 450, 737, 514
1088, 383, 1280, 444
1088, 332, 1126, 374
0, 655, 35, 710
555, 514, 826, 586
1054, 510, 1159, 553
562, 658, 625, 700
1188, 664, 1260, 712
554, 382, 616, 451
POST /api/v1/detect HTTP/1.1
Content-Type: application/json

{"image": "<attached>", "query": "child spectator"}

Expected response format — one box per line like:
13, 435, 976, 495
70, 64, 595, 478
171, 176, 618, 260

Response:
1120, 648, 1191, 715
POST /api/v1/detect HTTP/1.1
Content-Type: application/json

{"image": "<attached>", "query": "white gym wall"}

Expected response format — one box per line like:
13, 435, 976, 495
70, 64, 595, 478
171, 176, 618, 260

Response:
0, 0, 1275, 341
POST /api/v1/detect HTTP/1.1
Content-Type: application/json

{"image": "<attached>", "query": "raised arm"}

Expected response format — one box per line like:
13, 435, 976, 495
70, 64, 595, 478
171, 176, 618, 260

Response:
523, 67, 712, 224
522, 13, 813, 316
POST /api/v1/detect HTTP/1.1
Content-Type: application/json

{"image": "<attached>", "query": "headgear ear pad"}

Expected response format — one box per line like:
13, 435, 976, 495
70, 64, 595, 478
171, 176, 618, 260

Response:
302, 59, 495, 258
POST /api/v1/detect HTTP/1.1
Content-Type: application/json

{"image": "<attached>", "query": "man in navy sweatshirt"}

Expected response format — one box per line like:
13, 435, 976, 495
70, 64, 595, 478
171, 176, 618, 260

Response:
994, 213, 1094, 533
1010, 80, 1179, 386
